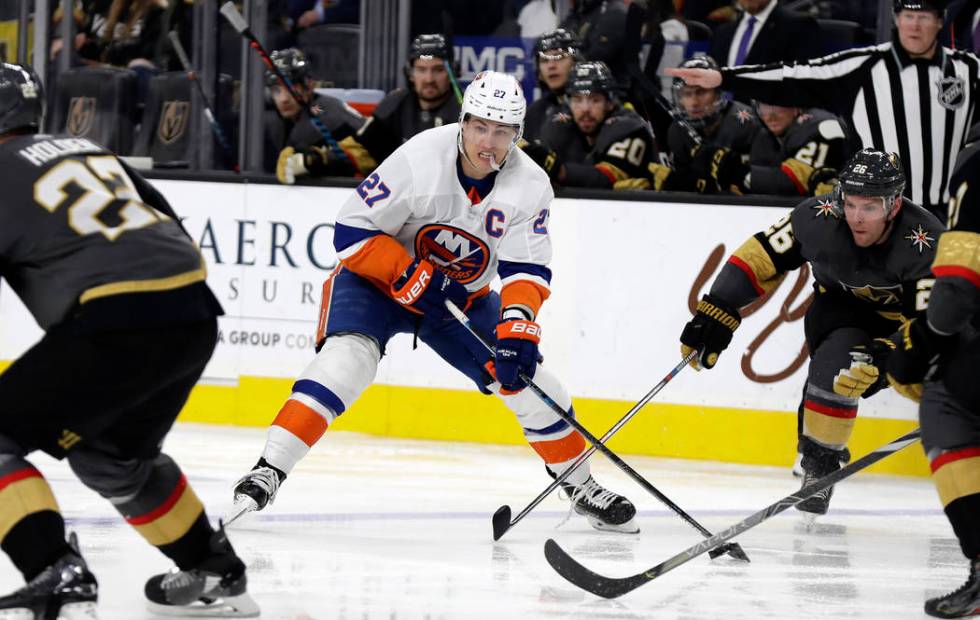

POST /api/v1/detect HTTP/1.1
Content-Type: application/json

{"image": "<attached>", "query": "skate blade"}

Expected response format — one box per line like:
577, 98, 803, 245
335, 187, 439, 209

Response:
145, 592, 260, 618
585, 515, 640, 534
59, 601, 99, 620
225, 497, 258, 527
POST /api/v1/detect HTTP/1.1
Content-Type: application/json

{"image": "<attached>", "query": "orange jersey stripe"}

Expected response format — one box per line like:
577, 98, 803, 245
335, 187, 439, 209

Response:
931, 447, 980, 473
780, 163, 807, 195
931, 451, 980, 507
501, 280, 551, 317
129, 483, 205, 546
933, 265, 980, 289
804, 400, 857, 419
530, 431, 586, 464
728, 255, 765, 296
273, 400, 330, 447
340, 235, 414, 287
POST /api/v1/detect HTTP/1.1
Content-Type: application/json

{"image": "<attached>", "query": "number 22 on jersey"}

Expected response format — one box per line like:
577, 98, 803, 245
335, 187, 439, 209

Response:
34, 156, 168, 241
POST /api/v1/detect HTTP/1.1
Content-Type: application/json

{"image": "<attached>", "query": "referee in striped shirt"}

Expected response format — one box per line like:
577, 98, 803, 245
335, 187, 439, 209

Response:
669, 0, 980, 220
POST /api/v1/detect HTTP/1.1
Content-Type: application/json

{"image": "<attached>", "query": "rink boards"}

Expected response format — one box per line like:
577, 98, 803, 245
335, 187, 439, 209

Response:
0, 179, 926, 476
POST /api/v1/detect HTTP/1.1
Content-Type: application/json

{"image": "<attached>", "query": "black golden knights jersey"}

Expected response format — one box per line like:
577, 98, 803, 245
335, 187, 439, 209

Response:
668, 100, 759, 182
930, 135, 980, 335
263, 94, 365, 172
0, 134, 208, 330
341, 88, 462, 175
539, 105, 657, 189
710, 194, 945, 322
747, 108, 849, 196
524, 90, 566, 144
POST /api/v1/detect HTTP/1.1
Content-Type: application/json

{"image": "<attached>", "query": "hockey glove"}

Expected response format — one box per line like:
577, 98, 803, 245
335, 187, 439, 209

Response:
680, 294, 741, 370
837, 338, 895, 399
807, 167, 839, 197
521, 140, 563, 182
492, 319, 541, 392
390, 259, 469, 320
276, 146, 307, 185
886, 319, 954, 402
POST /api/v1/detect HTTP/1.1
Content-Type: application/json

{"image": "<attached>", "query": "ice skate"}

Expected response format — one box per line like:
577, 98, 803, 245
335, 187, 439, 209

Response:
229, 461, 285, 524
558, 474, 638, 534
144, 527, 259, 618
795, 438, 844, 516
925, 559, 980, 618
0, 532, 98, 620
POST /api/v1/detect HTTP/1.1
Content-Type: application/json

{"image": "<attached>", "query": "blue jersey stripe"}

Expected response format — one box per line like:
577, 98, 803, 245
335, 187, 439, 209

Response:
498, 261, 552, 284
292, 379, 347, 415
334, 222, 383, 253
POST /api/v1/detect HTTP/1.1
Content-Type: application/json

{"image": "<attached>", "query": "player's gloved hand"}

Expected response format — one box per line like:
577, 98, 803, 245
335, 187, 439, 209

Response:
492, 318, 541, 391
688, 144, 721, 193
680, 294, 741, 370
807, 166, 839, 196
520, 139, 563, 182
648, 163, 674, 191
843, 338, 896, 398
707, 146, 750, 194
276, 146, 308, 185
390, 258, 469, 320
886, 319, 953, 402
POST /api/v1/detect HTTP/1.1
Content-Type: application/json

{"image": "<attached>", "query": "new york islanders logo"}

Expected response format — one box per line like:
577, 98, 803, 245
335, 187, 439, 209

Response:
415, 225, 490, 284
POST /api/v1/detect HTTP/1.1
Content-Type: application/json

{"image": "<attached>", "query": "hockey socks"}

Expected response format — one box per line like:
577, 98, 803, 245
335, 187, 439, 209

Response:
0, 460, 68, 581
114, 455, 214, 570
931, 447, 980, 559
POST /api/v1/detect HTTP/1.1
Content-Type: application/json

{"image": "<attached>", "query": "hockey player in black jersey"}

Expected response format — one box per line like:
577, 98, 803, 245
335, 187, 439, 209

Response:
690, 94, 848, 196
0, 63, 258, 618
524, 28, 581, 143
679, 148, 944, 517
266, 47, 365, 183
281, 34, 462, 182
887, 126, 980, 618
650, 55, 759, 193
521, 61, 658, 190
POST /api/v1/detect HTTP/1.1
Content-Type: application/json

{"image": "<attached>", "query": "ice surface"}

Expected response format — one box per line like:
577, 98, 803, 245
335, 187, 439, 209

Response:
0, 423, 963, 619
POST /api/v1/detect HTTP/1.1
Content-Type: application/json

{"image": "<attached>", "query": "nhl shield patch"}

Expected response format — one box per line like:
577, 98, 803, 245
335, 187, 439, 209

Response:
937, 76, 966, 110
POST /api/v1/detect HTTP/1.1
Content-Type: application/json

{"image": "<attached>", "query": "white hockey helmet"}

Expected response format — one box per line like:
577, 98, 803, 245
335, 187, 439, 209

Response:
459, 71, 526, 142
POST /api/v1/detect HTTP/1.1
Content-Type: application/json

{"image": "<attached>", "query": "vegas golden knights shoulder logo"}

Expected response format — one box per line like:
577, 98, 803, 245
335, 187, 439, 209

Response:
67, 97, 97, 137
158, 100, 190, 145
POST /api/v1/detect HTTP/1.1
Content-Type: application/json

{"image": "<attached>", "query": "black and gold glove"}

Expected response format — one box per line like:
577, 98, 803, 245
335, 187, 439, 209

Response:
680, 294, 741, 370
886, 319, 953, 402
521, 139, 563, 182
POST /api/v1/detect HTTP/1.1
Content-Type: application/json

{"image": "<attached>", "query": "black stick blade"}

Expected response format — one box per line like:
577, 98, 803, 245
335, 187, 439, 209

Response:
492, 505, 512, 541
544, 539, 648, 599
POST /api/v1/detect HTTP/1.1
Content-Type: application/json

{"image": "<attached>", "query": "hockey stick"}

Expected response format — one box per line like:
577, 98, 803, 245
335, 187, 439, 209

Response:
445, 300, 748, 562
493, 351, 694, 539
167, 31, 238, 170
219, 1, 350, 165
544, 427, 922, 598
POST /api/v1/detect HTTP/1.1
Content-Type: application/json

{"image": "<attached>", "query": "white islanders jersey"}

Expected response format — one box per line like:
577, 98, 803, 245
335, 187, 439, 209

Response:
335, 123, 554, 295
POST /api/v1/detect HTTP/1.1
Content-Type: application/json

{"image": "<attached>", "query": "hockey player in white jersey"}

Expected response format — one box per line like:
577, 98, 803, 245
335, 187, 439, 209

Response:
232, 71, 638, 533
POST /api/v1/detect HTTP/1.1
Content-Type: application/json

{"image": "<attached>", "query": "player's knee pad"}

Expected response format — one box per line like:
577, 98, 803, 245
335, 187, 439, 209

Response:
296, 333, 380, 414
495, 364, 572, 429
67, 447, 160, 500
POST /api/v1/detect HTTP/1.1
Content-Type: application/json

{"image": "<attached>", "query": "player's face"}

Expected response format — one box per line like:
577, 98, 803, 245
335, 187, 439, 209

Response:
756, 103, 799, 136
843, 193, 890, 247
737, 0, 772, 14
538, 50, 575, 91
461, 117, 519, 173
569, 92, 611, 135
410, 57, 451, 102
896, 10, 942, 57
678, 85, 718, 120
271, 82, 308, 119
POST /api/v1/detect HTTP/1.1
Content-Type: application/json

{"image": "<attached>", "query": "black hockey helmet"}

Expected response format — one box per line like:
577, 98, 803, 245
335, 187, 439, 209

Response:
835, 148, 906, 213
266, 48, 311, 88
534, 28, 581, 90
566, 61, 619, 101
0, 63, 43, 135
671, 56, 723, 128
893, 0, 946, 15
405, 33, 458, 86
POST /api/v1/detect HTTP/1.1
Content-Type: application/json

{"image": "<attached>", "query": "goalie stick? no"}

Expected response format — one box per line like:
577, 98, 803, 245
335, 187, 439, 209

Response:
543, 427, 922, 599
444, 300, 748, 562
